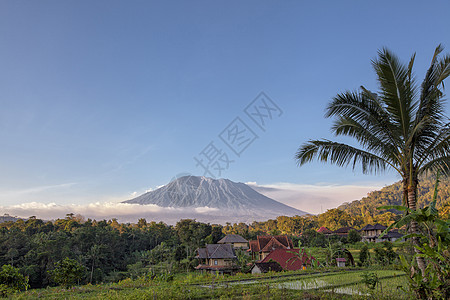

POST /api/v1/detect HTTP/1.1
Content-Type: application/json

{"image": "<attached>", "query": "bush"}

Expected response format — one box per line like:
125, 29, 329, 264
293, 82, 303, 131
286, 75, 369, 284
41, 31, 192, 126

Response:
359, 244, 370, 266
347, 229, 361, 244
48, 258, 86, 288
0, 264, 29, 295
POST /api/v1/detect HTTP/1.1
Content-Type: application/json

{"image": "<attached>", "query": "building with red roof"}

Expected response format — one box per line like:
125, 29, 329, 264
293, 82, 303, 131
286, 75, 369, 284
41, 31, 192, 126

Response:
248, 235, 294, 261
317, 226, 333, 235
260, 248, 316, 271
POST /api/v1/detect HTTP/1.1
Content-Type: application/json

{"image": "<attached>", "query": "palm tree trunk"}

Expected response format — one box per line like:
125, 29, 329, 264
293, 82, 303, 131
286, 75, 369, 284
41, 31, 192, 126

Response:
407, 185, 427, 279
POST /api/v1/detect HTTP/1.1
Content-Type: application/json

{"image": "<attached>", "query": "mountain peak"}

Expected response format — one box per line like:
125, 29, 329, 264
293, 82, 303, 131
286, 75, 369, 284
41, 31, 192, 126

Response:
123, 176, 308, 221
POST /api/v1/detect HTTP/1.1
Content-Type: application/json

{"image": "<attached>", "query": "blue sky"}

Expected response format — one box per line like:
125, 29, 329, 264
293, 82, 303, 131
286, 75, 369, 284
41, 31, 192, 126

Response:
1, 1, 450, 219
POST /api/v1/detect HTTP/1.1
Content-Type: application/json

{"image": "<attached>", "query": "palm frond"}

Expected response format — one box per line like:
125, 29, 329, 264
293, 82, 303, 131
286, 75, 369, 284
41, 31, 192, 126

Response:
416, 124, 450, 166
331, 116, 399, 163
419, 156, 450, 177
415, 45, 450, 129
372, 48, 416, 139
326, 89, 401, 149
295, 140, 392, 174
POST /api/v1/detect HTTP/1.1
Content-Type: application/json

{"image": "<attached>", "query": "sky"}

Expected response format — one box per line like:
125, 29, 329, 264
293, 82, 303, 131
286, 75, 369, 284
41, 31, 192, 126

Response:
1, 1, 450, 221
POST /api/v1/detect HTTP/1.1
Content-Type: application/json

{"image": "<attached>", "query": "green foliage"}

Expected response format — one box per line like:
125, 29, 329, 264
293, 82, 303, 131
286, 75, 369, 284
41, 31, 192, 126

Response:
373, 242, 397, 266
347, 229, 361, 243
340, 173, 450, 223
235, 249, 252, 273
10, 269, 410, 299
360, 272, 379, 290
0, 264, 29, 294
380, 173, 450, 299
317, 209, 361, 231
48, 258, 85, 288
359, 244, 370, 266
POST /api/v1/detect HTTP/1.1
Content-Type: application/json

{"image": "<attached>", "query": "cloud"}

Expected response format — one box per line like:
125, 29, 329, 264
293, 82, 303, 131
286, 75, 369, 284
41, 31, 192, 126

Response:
0, 202, 221, 224
247, 181, 384, 214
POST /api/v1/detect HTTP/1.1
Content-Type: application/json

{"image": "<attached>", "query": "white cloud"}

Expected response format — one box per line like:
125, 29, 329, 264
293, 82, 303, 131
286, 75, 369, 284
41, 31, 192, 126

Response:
248, 181, 384, 214
0, 202, 221, 224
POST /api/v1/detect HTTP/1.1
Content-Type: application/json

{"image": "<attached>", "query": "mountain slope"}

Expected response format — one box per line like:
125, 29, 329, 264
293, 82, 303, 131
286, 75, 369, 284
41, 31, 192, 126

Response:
123, 176, 307, 221
338, 173, 450, 217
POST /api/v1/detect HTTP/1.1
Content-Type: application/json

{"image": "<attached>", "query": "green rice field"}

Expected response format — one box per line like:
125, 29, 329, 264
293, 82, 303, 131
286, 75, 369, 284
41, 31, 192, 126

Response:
11, 268, 410, 299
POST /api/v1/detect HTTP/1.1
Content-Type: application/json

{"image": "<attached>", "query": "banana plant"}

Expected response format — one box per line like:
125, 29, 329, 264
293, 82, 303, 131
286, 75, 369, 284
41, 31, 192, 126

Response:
378, 172, 450, 299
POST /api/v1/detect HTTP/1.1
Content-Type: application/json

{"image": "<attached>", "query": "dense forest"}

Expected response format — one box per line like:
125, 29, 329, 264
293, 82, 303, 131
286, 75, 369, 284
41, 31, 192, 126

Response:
0, 217, 226, 288
0, 213, 368, 289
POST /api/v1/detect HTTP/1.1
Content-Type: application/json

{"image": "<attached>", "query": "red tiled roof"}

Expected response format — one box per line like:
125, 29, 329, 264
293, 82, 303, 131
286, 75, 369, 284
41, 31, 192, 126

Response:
249, 240, 260, 252
317, 227, 333, 234
261, 249, 316, 271
257, 236, 272, 250
249, 235, 294, 253
260, 237, 286, 252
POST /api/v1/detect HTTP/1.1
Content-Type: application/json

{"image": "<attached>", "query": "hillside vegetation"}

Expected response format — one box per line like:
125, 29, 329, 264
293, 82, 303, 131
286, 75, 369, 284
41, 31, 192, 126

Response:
338, 173, 450, 221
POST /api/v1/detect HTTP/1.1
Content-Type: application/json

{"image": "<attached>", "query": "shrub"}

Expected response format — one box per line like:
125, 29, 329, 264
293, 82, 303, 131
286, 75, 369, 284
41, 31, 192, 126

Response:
0, 264, 29, 295
48, 258, 86, 288
359, 244, 370, 266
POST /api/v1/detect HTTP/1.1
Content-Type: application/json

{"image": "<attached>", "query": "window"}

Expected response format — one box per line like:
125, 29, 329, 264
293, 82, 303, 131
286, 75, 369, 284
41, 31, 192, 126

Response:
214, 260, 218, 265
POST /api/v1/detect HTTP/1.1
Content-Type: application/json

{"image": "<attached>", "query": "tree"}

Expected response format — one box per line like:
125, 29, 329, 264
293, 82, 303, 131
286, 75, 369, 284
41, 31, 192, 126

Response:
0, 264, 29, 295
175, 219, 211, 256
317, 208, 353, 230
49, 258, 85, 288
359, 244, 370, 266
296, 45, 450, 277
347, 229, 361, 244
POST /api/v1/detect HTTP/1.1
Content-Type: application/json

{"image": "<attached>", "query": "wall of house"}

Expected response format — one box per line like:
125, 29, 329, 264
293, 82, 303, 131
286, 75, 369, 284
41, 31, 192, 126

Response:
232, 242, 248, 249
208, 258, 234, 266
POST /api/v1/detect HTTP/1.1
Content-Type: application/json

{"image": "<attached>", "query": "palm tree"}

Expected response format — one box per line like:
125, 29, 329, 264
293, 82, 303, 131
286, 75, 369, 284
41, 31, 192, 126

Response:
296, 45, 450, 277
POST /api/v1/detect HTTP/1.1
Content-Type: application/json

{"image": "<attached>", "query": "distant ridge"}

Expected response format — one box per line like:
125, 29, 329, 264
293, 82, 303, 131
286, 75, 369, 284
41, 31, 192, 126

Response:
0, 214, 23, 223
123, 176, 308, 222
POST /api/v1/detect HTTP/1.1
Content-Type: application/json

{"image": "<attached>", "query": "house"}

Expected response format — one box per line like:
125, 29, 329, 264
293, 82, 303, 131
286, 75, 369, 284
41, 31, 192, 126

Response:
381, 230, 403, 242
360, 224, 386, 241
333, 226, 356, 236
360, 224, 403, 242
251, 261, 283, 274
248, 235, 294, 261
217, 234, 249, 249
195, 244, 240, 274
317, 226, 333, 235
260, 248, 316, 271
336, 258, 346, 267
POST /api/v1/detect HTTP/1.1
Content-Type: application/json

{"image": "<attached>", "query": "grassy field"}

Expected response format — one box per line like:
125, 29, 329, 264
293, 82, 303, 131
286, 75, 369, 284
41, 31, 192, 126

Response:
11, 268, 411, 299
